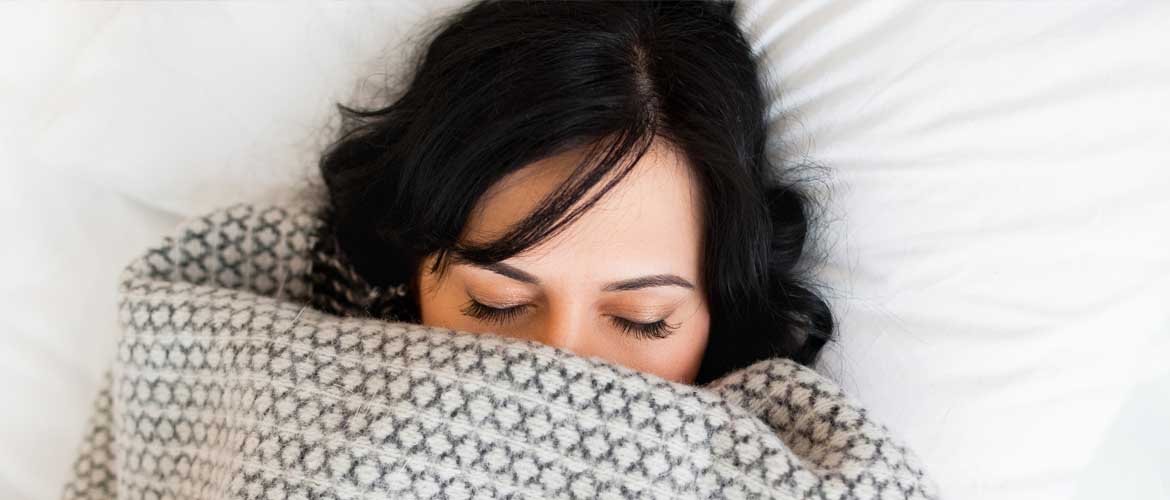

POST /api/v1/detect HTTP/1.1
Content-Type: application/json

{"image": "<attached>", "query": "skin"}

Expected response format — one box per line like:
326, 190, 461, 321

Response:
416, 138, 711, 384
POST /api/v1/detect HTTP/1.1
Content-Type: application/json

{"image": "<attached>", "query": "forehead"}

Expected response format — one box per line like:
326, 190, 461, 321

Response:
461, 138, 704, 278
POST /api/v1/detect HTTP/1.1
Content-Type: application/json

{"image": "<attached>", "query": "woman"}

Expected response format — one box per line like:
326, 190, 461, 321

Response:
62, 4, 944, 498
310, 0, 834, 386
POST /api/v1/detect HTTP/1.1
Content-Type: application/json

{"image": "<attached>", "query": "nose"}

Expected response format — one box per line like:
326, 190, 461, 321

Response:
532, 302, 593, 356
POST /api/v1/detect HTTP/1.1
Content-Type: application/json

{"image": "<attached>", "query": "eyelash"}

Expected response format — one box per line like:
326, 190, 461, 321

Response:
459, 299, 680, 340
460, 299, 529, 325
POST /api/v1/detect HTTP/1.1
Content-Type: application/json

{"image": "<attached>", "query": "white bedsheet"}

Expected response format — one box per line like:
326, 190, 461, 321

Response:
2, 2, 1167, 499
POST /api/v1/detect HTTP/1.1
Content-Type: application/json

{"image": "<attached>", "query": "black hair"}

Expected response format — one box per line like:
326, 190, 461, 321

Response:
315, 0, 835, 385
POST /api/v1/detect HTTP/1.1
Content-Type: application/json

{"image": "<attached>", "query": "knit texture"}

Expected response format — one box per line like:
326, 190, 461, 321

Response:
61, 203, 939, 500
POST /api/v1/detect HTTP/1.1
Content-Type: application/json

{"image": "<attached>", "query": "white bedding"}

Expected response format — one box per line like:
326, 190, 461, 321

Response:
2, 1, 1167, 499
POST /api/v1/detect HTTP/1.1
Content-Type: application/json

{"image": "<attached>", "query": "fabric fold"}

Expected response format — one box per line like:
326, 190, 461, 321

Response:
62, 202, 938, 500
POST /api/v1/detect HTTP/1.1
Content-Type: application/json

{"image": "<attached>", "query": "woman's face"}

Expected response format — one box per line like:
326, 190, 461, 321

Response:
416, 138, 710, 384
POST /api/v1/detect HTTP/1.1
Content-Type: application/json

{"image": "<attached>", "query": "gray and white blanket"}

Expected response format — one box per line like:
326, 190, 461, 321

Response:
62, 203, 939, 500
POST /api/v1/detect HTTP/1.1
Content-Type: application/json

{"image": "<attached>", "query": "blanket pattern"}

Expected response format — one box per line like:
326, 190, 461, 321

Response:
61, 203, 939, 499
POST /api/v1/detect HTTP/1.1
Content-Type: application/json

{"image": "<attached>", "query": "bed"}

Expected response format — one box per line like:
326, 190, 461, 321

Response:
1, 1, 1167, 498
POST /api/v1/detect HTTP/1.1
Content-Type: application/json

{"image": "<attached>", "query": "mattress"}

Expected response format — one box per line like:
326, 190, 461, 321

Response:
1, 1, 1167, 498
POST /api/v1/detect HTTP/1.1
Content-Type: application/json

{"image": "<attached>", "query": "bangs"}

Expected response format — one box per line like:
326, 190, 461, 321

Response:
428, 122, 661, 280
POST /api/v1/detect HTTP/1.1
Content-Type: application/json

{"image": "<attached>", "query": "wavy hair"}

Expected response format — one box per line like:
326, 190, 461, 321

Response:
316, 0, 835, 385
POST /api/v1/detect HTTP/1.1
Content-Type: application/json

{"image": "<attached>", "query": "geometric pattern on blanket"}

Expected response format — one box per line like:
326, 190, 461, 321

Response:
61, 203, 940, 499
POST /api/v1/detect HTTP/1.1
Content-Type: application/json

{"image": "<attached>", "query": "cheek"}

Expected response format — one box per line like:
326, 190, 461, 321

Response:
617, 301, 710, 385
417, 264, 711, 385
416, 266, 464, 330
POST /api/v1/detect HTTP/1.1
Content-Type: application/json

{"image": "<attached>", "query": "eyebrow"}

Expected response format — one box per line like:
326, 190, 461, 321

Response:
449, 252, 695, 292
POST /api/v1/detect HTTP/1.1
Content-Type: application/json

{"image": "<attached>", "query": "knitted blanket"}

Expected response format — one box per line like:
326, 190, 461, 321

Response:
62, 203, 939, 500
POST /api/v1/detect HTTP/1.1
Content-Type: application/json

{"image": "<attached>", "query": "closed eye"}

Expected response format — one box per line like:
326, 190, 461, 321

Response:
460, 299, 528, 325
609, 316, 679, 339
460, 297, 679, 340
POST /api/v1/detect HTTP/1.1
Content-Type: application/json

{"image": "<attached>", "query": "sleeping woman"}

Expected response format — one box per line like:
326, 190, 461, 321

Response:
61, 2, 942, 498
308, 0, 835, 386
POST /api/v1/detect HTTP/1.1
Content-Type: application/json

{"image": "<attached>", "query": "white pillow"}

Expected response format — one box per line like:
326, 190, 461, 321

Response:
740, 1, 1170, 498
0, 3, 468, 498
2, 2, 1167, 499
